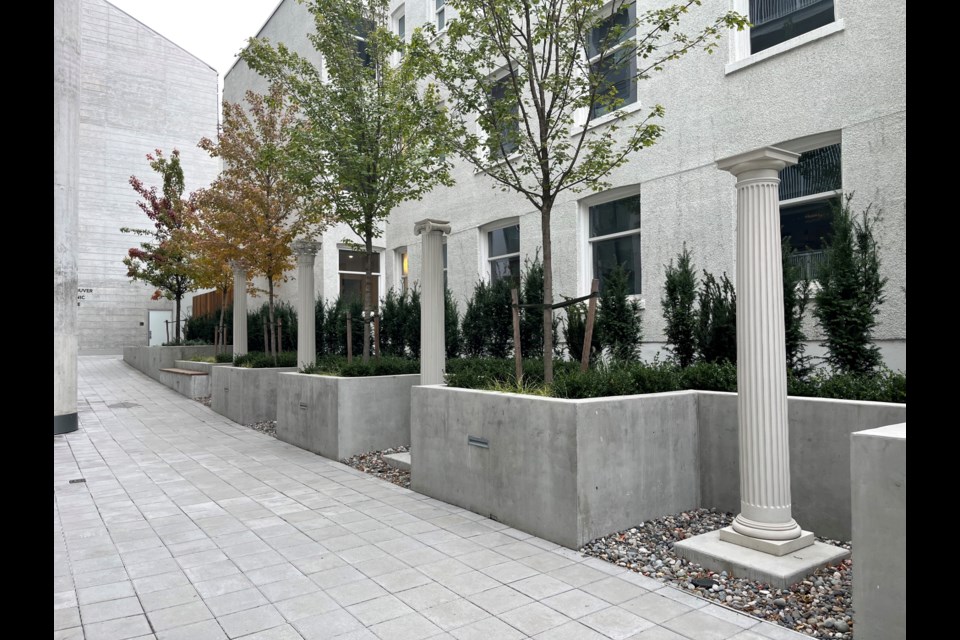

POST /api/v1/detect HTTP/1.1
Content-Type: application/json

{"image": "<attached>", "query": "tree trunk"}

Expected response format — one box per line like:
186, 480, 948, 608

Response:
541, 204, 554, 384
218, 287, 227, 354
362, 233, 373, 364
175, 295, 182, 343
267, 276, 276, 363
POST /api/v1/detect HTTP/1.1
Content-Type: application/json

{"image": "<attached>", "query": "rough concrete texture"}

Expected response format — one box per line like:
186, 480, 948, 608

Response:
852, 423, 906, 640
697, 392, 906, 540
122, 346, 217, 382
276, 373, 420, 460
158, 369, 209, 399
413, 386, 906, 548
173, 359, 232, 375
673, 530, 850, 590
412, 386, 699, 548
211, 366, 298, 425
383, 451, 411, 471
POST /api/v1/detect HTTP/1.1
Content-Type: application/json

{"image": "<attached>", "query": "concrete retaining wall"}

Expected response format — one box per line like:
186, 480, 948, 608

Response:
698, 393, 906, 540
411, 386, 699, 548
122, 346, 217, 381
413, 386, 906, 548
276, 373, 420, 461
851, 423, 906, 640
211, 366, 297, 425
173, 359, 232, 375
158, 369, 210, 399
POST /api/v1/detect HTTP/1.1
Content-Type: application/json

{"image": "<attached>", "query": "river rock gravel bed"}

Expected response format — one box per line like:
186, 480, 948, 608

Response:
342, 446, 411, 488
580, 508, 854, 638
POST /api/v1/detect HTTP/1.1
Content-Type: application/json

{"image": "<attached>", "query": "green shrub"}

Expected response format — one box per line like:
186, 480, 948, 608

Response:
597, 263, 643, 362
405, 286, 422, 359
189, 356, 215, 363
563, 301, 603, 365
215, 352, 234, 363
301, 355, 420, 377
233, 351, 298, 368
782, 238, 813, 377
518, 254, 559, 358
247, 301, 297, 352
445, 288, 462, 359
813, 195, 887, 375
380, 288, 410, 357
679, 360, 737, 392
461, 279, 512, 358
696, 270, 737, 365
662, 245, 698, 368
162, 338, 209, 346
184, 310, 228, 344
789, 367, 905, 403
319, 297, 368, 357
445, 357, 577, 389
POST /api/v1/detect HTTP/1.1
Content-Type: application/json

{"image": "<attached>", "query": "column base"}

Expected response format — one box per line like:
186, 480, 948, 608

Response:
732, 513, 803, 541
674, 529, 848, 590
54, 412, 78, 435
720, 526, 814, 557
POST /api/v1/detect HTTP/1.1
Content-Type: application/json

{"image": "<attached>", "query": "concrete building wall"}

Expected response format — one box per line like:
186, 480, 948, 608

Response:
76, 0, 219, 353
223, 0, 906, 367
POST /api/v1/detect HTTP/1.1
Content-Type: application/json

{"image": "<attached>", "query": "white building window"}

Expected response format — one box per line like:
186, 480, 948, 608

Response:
749, 0, 835, 54
396, 247, 409, 292
396, 8, 405, 41
487, 74, 520, 157
435, 0, 446, 30
779, 138, 841, 280
339, 249, 381, 308
481, 220, 520, 285
588, 1, 637, 121
586, 193, 641, 294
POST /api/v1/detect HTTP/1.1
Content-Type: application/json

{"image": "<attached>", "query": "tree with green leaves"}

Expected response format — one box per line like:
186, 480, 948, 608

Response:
197, 86, 320, 361
243, 0, 453, 364
662, 244, 698, 367
597, 263, 643, 362
813, 194, 886, 375
122, 149, 198, 343
416, 0, 747, 382
782, 237, 813, 377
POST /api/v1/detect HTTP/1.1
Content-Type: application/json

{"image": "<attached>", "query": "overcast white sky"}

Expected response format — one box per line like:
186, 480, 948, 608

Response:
108, 0, 283, 78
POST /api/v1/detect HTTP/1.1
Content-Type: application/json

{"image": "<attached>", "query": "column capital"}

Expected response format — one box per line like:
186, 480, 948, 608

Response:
228, 260, 246, 273
291, 238, 322, 257
717, 146, 800, 179
414, 219, 451, 236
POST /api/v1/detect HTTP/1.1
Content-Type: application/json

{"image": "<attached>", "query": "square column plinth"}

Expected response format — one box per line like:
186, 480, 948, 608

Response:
674, 531, 850, 590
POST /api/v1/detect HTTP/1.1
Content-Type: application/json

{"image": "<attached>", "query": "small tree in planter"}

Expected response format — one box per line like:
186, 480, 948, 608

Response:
445, 288, 462, 359
417, 0, 748, 382
462, 278, 513, 358
122, 149, 198, 343
813, 194, 887, 375
696, 270, 736, 364
661, 245, 698, 367
597, 263, 643, 362
519, 254, 559, 358
563, 301, 603, 366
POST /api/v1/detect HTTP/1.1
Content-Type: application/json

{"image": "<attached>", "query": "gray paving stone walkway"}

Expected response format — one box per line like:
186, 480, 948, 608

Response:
55, 356, 805, 640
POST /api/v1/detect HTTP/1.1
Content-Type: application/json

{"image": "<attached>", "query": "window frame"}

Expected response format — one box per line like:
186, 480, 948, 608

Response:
337, 245, 385, 307
586, 0, 638, 122
578, 184, 643, 298
395, 246, 409, 293
435, 0, 447, 32
479, 218, 521, 286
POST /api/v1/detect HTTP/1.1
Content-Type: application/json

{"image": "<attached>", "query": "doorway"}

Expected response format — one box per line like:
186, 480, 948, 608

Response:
148, 310, 173, 346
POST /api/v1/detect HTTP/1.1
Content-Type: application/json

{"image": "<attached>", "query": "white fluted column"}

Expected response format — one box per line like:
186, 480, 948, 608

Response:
231, 261, 248, 357
54, 0, 81, 435
717, 147, 813, 552
292, 239, 321, 369
415, 219, 450, 385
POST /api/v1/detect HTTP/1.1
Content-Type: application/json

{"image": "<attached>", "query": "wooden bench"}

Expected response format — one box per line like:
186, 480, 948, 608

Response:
158, 368, 211, 399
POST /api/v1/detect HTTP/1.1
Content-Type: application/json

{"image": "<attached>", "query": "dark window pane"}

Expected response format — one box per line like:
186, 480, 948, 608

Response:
750, 0, 835, 54
588, 2, 636, 59
593, 233, 641, 294
779, 143, 841, 200
489, 76, 520, 155
490, 256, 520, 286
780, 197, 835, 253
339, 249, 380, 273
589, 196, 641, 238
436, 0, 445, 9
488, 224, 520, 257
339, 274, 380, 308
437, 7, 445, 30
589, 49, 637, 120
442, 243, 448, 268
398, 15, 405, 39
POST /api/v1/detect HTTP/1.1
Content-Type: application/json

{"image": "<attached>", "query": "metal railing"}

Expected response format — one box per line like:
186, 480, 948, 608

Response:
750, 0, 823, 26
789, 249, 827, 280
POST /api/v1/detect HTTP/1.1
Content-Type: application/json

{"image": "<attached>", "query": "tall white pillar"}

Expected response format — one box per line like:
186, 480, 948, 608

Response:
415, 219, 450, 386
717, 147, 814, 553
54, 0, 81, 435
231, 261, 248, 357
292, 239, 321, 369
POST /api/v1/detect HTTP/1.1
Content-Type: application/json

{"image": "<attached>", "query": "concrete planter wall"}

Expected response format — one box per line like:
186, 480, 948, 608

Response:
411, 386, 700, 549
122, 345, 217, 381
412, 386, 906, 548
173, 359, 232, 375
211, 366, 298, 425
277, 373, 420, 461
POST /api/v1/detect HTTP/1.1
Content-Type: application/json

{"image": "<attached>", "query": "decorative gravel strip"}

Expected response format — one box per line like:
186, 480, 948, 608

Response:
245, 420, 277, 438
198, 396, 212, 408
342, 446, 411, 488
580, 508, 854, 638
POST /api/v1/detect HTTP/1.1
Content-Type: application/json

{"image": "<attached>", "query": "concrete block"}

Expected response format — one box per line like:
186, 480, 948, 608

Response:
158, 368, 209, 399
673, 531, 849, 589
211, 366, 298, 425
383, 452, 411, 472
852, 423, 906, 640
276, 373, 419, 460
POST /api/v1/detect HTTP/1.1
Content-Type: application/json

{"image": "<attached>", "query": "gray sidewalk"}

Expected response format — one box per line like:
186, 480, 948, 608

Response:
55, 356, 803, 640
